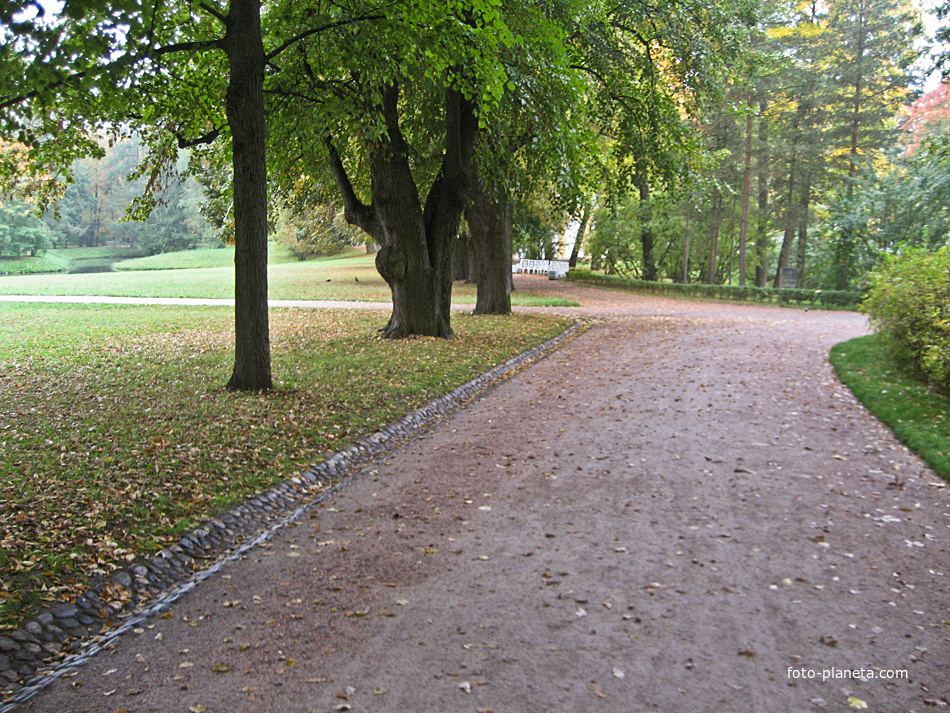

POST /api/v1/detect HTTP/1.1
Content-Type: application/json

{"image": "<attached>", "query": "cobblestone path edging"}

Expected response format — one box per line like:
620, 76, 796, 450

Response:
0, 320, 586, 712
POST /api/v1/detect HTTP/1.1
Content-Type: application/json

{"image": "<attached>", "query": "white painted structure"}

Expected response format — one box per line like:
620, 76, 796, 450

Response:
514, 259, 571, 278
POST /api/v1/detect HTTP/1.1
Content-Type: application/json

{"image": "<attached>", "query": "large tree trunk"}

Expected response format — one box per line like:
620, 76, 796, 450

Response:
465, 165, 512, 315
224, 0, 272, 391
637, 174, 657, 281
328, 83, 475, 338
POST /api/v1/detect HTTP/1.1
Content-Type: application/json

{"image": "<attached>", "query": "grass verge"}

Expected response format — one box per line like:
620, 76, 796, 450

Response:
830, 334, 950, 482
0, 303, 572, 626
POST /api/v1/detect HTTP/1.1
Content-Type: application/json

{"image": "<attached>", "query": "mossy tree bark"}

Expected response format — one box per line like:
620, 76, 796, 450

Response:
465, 165, 512, 316
327, 83, 476, 338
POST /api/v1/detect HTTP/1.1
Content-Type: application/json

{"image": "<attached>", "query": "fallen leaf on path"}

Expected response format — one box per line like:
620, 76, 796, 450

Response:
211, 663, 232, 673
612, 667, 625, 679
738, 650, 756, 657
459, 681, 472, 693
847, 696, 868, 709
588, 682, 607, 698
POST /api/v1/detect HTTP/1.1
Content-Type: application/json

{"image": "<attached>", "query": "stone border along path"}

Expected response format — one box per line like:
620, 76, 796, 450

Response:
0, 319, 589, 712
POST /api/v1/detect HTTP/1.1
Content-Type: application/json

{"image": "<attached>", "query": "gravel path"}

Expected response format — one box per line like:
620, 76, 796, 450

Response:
14, 279, 950, 712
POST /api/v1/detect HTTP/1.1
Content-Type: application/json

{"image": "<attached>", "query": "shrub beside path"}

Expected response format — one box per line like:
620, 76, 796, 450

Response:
15, 279, 950, 712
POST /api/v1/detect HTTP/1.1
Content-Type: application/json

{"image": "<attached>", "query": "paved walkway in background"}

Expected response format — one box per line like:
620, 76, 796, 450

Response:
14, 280, 950, 712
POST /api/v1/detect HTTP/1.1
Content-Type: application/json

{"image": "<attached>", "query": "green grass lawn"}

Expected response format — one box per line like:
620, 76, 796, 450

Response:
114, 246, 238, 271
0, 302, 573, 626
830, 334, 950, 482
0, 252, 579, 306
113, 243, 323, 270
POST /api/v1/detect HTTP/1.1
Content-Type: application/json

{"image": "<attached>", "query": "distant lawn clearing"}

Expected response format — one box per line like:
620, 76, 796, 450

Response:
0, 253, 579, 307
0, 303, 573, 626
831, 334, 950, 482
114, 246, 238, 271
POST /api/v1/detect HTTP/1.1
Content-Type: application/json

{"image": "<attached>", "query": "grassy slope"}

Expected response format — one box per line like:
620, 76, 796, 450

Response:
114, 246, 237, 270
0, 303, 572, 625
830, 334, 950, 481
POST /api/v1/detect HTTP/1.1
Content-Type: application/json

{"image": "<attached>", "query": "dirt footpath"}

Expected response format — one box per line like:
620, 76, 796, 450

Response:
18, 283, 950, 713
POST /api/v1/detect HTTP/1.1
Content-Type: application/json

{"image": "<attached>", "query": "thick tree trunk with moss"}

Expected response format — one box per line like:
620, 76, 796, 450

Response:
465, 167, 512, 316
224, 0, 272, 391
328, 84, 476, 338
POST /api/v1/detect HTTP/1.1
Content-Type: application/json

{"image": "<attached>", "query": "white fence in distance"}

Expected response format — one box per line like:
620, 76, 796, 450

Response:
514, 259, 570, 278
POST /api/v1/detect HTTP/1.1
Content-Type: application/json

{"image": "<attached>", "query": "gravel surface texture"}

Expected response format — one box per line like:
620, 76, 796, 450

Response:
11, 278, 950, 712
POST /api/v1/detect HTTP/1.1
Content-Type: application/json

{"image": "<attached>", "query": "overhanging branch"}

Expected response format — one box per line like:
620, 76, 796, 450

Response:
265, 14, 385, 63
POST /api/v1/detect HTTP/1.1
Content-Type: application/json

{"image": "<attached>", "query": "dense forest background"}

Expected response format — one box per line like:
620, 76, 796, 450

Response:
2, 0, 948, 295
